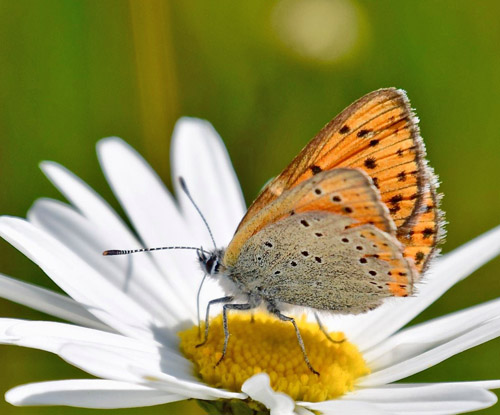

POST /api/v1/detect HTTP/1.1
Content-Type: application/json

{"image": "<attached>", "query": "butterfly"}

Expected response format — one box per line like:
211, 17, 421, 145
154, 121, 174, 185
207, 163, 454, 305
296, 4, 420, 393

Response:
106, 88, 445, 374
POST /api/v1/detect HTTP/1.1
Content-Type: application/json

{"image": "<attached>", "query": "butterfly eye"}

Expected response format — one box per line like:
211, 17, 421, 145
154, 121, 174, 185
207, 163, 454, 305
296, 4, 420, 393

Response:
205, 255, 220, 275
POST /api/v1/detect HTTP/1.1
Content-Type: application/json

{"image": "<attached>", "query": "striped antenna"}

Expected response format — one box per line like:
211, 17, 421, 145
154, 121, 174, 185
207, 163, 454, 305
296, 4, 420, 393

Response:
179, 177, 217, 250
103, 246, 211, 256
103, 178, 217, 257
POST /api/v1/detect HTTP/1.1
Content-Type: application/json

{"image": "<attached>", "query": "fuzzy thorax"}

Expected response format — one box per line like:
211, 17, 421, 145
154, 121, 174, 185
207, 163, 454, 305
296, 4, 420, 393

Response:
179, 312, 370, 402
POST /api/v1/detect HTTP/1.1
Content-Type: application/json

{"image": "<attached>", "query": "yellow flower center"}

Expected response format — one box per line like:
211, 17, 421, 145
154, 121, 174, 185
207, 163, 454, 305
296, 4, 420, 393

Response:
179, 312, 370, 402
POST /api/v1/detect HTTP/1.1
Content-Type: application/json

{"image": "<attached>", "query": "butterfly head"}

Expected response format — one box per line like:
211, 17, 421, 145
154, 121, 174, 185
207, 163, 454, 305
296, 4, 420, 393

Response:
197, 248, 224, 276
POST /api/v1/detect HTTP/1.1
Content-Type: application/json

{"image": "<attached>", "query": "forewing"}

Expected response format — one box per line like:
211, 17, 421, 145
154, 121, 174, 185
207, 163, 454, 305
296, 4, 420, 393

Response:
224, 168, 394, 266
237, 88, 427, 237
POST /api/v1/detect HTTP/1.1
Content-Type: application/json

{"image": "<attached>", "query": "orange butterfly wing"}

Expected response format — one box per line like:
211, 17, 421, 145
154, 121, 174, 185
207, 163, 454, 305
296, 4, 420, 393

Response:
226, 169, 392, 263
226, 88, 444, 274
236, 88, 427, 235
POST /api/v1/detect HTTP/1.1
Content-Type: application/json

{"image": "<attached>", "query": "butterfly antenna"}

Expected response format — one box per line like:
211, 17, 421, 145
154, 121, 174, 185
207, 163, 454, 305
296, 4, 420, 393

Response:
103, 246, 210, 256
196, 273, 208, 337
179, 177, 217, 250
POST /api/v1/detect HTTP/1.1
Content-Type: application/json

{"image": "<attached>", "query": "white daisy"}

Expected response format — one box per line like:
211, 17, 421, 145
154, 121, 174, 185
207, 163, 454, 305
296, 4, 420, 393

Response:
1, 117, 500, 415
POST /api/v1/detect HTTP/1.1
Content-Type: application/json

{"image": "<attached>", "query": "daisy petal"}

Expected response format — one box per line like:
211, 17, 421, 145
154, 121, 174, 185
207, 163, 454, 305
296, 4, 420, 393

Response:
0, 273, 110, 331
97, 137, 204, 318
40, 161, 135, 239
5, 379, 184, 408
28, 198, 186, 326
294, 407, 316, 415
0, 318, 25, 339
384, 380, 500, 389
0, 216, 155, 339
360, 317, 500, 386
298, 400, 388, 415
57, 343, 244, 400
0, 319, 193, 385
332, 225, 500, 350
171, 117, 246, 247
0, 319, 183, 377
0, 319, 179, 358
128, 365, 247, 400
340, 383, 498, 415
242, 373, 296, 415
58, 343, 187, 383
364, 297, 500, 369
39, 162, 185, 321
171, 118, 245, 315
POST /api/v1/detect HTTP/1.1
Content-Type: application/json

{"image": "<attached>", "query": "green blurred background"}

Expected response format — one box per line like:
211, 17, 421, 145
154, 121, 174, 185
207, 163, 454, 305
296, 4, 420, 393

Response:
1, 0, 499, 414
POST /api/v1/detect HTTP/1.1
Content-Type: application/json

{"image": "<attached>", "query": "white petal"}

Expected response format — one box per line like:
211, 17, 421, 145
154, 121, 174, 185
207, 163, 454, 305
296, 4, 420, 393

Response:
0, 216, 156, 340
0, 273, 110, 331
242, 373, 296, 415
40, 161, 131, 231
40, 162, 188, 325
6, 379, 184, 408
382, 380, 500, 389
360, 317, 500, 386
0, 318, 24, 339
0, 319, 178, 358
0, 319, 195, 387
97, 137, 204, 319
28, 198, 186, 326
58, 342, 188, 382
57, 343, 244, 401
0, 319, 182, 373
338, 383, 498, 415
294, 407, 316, 415
301, 384, 499, 414
128, 365, 246, 400
298, 400, 388, 415
365, 297, 500, 370
330, 225, 500, 350
171, 118, 246, 316
171, 117, 246, 248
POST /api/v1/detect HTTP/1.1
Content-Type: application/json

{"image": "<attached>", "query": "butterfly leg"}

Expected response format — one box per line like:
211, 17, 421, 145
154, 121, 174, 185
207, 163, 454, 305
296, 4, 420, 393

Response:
314, 312, 345, 344
215, 302, 256, 367
196, 296, 233, 347
270, 306, 319, 375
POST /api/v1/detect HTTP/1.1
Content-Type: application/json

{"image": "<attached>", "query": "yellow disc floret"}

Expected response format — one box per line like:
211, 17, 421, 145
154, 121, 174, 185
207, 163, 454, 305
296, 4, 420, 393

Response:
179, 312, 369, 402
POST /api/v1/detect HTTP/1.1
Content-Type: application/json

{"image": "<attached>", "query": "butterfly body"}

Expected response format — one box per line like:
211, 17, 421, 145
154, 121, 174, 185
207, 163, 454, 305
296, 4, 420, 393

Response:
186, 88, 442, 373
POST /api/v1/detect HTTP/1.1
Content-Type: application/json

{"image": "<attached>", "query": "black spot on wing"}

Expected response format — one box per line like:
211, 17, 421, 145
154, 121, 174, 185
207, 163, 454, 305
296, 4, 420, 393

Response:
357, 129, 372, 138
340, 125, 350, 134
364, 157, 377, 169
310, 165, 322, 175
